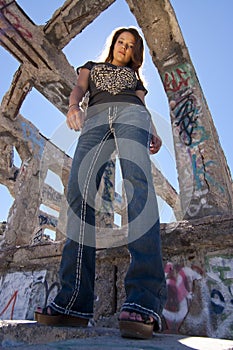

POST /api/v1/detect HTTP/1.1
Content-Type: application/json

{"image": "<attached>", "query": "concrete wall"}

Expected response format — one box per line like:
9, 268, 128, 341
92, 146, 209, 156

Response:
1, 215, 233, 339
0, 0, 233, 340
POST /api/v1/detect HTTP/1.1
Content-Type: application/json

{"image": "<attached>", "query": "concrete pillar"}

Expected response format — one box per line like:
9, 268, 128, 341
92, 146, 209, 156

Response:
126, 0, 233, 219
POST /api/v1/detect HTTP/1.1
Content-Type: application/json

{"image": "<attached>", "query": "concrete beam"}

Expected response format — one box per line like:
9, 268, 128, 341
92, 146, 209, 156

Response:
0, 0, 76, 115
1, 66, 32, 119
151, 162, 181, 220
43, 0, 116, 49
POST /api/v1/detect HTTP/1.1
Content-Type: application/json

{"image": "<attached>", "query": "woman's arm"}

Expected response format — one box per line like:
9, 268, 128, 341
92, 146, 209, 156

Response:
66, 68, 89, 131
135, 90, 162, 154
149, 122, 162, 154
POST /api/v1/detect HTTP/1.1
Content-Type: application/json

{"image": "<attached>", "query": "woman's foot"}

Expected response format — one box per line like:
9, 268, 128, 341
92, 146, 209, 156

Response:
34, 306, 89, 327
118, 311, 158, 339
119, 311, 154, 323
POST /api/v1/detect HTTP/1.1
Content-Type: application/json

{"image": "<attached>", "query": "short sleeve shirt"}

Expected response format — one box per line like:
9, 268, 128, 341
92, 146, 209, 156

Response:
77, 61, 147, 107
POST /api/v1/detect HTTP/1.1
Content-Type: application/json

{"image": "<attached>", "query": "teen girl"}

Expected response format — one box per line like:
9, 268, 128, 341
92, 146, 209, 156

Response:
35, 26, 167, 340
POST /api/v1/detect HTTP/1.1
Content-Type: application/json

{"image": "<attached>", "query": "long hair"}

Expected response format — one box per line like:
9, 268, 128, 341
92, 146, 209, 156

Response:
104, 27, 145, 80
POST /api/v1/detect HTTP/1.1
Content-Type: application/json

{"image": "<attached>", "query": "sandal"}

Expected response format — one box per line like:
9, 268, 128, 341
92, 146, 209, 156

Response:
34, 306, 89, 327
118, 311, 159, 339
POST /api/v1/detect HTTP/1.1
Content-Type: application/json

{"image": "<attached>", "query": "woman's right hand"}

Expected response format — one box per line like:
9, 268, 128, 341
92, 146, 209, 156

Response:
66, 105, 85, 131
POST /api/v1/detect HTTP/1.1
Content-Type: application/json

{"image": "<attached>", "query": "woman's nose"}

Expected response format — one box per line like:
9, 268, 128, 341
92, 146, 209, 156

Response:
122, 43, 128, 50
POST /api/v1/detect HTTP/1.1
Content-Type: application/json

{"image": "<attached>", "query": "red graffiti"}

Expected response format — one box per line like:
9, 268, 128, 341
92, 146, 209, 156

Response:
163, 263, 202, 332
0, 0, 32, 39
164, 68, 190, 92
0, 290, 18, 319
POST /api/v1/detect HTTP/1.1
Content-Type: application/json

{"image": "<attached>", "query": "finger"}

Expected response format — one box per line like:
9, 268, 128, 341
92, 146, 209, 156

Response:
67, 114, 80, 131
66, 118, 72, 129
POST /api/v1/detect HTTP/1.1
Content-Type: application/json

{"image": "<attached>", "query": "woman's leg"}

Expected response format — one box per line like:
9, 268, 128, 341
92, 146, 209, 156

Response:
48, 117, 115, 319
113, 105, 167, 328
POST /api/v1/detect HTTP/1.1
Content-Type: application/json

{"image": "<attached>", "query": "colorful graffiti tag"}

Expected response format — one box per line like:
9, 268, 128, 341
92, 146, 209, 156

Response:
163, 262, 202, 332
206, 255, 233, 338
163, 63, 224, 218
0, 270, 59, 320
0, 0, 33, 39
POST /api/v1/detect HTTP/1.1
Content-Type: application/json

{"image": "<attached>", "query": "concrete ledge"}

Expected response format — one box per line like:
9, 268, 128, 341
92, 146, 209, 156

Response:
0, 321, 118, 347
1, 321, 233, 350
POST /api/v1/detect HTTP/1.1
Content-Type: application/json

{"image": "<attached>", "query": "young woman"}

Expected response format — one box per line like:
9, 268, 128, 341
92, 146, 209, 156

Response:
35, 27, 167, 339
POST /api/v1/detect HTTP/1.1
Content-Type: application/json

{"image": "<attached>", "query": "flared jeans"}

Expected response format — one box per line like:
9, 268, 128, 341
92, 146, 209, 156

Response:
51, 103, 167, 328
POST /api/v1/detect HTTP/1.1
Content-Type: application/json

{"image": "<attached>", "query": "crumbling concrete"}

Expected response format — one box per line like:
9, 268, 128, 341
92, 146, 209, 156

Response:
0, 0, 233, 341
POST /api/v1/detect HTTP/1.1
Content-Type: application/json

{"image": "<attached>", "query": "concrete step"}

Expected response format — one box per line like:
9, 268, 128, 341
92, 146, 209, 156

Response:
1, 321, 233, 350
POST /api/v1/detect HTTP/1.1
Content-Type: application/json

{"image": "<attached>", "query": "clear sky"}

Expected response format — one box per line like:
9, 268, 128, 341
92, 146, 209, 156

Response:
0, 0, 232, 224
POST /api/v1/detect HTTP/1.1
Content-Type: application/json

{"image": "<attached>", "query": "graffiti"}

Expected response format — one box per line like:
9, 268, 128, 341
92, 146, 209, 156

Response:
32, 227, 43, 244
21, 121, 45, 159
186, 188, 212, 217
41, 185, 62, 204
8, 168, 19, 182
164, 67, 191, 93
39, 214, 57, 228
0, 271, 60, 320
34, 278, 60, 308
32, 213, 58, 244
0, 290, 18, 320
43, 81, 68, 111
44, 280, 60, 307
0, 271, 47, 320
166, 63, 225, 217
163, 262, 202, 331
0, 0, 33, 39
205, 255, 233, 338
171, 90, 200, 146
211, 289, 225, 314
192, 153, 224, 193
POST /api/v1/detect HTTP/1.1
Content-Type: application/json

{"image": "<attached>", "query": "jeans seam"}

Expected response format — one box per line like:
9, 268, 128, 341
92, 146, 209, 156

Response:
65, 127, 112, 313
51, 302, 92, 317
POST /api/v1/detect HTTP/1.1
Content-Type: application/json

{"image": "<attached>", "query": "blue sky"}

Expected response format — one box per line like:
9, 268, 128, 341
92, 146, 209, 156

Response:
0, 0, 232, 223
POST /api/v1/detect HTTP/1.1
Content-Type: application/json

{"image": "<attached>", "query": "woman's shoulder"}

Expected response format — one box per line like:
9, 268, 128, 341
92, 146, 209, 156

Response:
76, 61, 98, 73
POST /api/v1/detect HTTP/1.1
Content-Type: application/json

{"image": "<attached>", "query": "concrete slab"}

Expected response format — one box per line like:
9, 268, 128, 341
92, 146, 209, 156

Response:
0, 321, 233, 350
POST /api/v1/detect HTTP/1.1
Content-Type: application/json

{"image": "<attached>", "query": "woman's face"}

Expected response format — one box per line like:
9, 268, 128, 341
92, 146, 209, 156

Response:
111, 31, 135, 66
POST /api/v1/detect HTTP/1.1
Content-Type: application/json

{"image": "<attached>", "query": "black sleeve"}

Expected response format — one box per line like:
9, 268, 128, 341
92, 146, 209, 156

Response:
76, 61, 95, 74
136, 79, 148, 95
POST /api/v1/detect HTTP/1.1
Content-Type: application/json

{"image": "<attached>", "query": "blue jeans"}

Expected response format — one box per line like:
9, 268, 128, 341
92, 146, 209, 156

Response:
51, 103, 167, 328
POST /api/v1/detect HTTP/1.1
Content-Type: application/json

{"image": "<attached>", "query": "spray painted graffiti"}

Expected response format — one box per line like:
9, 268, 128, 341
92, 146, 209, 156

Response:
171, 89, 200, 146
163, 262, 202, 332
186, 188, 212, 217
191, 153, 224, 193
20, 121, 45, 159
0, 271, 47, 320
39, 214, 57, 228
206, 255, 233, 338
0, 1, 33, 39
41, 185, 62, 204
32, 213, 58, 244
34, 277, 60, 309
164, 67, 191, 93
42, 81, 68, 112
0, 290, 18, 320
164, 63, 224, 218
0, 271, 60, 320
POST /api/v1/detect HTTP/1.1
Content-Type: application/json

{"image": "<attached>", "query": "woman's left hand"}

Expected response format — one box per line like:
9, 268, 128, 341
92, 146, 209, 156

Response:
149, 133, 162, 154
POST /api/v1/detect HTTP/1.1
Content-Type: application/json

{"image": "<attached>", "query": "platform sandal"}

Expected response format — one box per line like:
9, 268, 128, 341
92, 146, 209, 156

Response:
118, 311, 160, 339
34, 306, 89, 327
